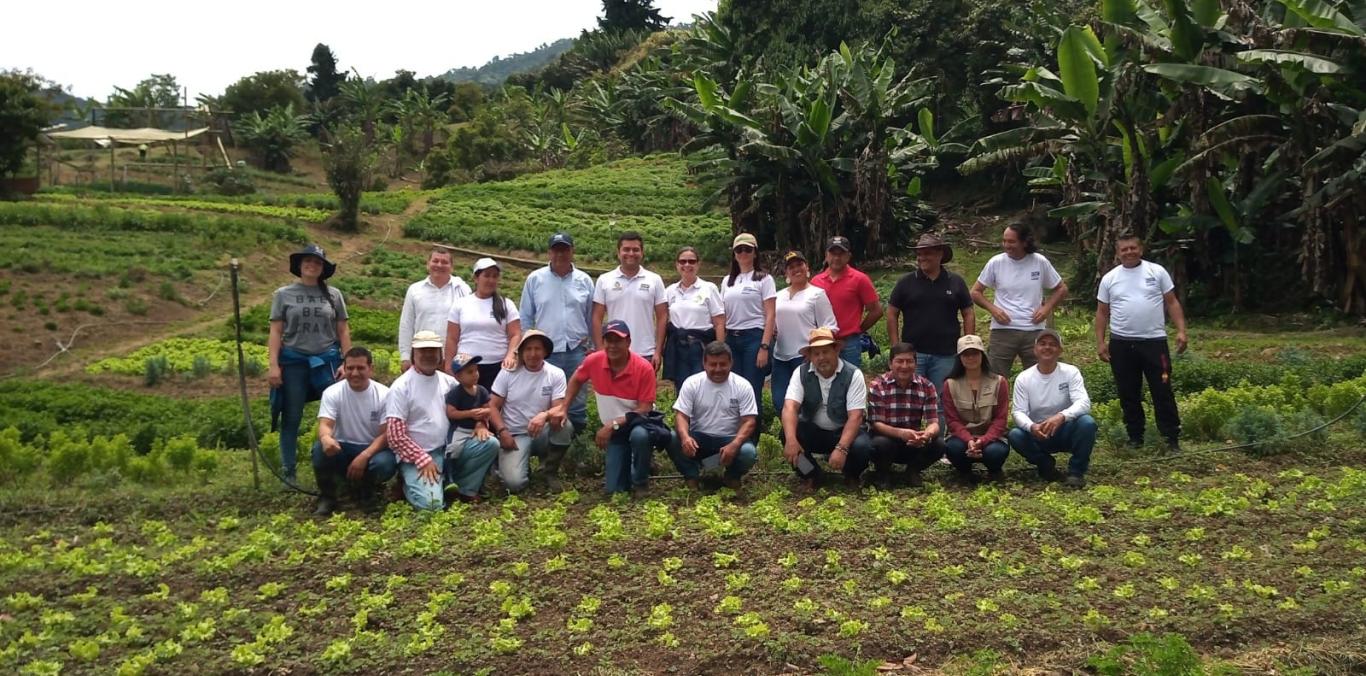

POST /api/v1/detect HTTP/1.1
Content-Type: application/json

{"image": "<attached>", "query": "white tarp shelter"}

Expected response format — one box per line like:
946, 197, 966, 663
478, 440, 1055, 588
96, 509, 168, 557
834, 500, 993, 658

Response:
45, 126, 210, 189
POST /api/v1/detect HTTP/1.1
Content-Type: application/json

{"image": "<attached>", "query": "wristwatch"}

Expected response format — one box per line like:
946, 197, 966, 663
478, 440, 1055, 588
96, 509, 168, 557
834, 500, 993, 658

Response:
760, 343, 771, 350
833, 444, 848, 454
612, 419, 621, 431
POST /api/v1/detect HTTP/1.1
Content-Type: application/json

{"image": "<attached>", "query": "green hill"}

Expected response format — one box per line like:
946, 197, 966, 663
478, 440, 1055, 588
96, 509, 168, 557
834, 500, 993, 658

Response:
440, 38, 576, 85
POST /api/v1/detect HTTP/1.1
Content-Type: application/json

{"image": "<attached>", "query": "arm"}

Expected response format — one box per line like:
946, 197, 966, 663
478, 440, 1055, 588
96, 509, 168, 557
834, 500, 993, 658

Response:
961, 305, 976, 336
1011, 375, 1036, 431
652, 302, 667, 369
758, 296, 775, 368
552, 375, 586, 425
836, 410, 866, 455
1034, 280, 1068, 324
335, 320, 351, 355
971, 281, 1010, 325
1095, 301, 1112, 361
398, 290, 415, 367
1060, 368, 1091, 421
711, 313, 726, 343
385, 417, 434, 469
943, 387, 973, 443
487, 394, 516, 450
884, 305, 900, 346
519, 276, 537, 331
590, 302, 606, 352
503, 318, 522, 371
1164, 291, 1188, 353
859, 299, 884, 333
781, 399, 802, 463
443, 320, 461, 374
317, 417, 341, 455
267, 320, 284, 388
674, 411, 697, 457
980, 378, 1010, 444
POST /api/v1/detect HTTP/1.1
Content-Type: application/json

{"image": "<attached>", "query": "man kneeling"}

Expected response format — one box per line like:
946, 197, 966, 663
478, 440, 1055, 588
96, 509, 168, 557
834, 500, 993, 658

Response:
311, 347, 397, 515
1007, 329, 1097, 488
488, 330, 572, 493
782, 328, 873, 490
668, 341, 758, 491
867, 342, 945, 489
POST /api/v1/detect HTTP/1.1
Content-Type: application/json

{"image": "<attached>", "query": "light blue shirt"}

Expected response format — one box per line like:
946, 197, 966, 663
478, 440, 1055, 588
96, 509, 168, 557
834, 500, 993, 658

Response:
520, 264, 594, 353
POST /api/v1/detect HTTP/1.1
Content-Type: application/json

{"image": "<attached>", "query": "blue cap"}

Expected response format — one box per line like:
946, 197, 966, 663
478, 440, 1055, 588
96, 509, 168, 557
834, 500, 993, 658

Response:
549, 232, 574, 248
602, 319, 630, 338
450, 353, 483, 372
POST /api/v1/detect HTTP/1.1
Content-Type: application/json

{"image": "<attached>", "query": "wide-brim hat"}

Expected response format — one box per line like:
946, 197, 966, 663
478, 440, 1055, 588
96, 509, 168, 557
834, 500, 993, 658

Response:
517, 329, 554, 355
289, 244, 336, 280
912, 232, 954, 264
956, 334, 986, 355
800, 327, 839, 355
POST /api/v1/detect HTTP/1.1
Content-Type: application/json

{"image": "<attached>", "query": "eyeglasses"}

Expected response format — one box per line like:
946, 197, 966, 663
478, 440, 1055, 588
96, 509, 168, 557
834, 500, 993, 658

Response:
734, 246, 755, 254
676, 259, 699, 265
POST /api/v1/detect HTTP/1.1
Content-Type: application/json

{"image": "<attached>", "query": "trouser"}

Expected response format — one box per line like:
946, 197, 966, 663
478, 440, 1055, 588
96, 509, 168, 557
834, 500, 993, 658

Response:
1109, 337, 1181, 442
870, 433, 945, 473
839, 338, 863, 367
499, 423, 574, 493
944, 437, 1009, 472
987, 328, 1041, 377
604, 425, 654, 493
444, 432, 501, 497
726, 328, 769, 427
916, 352, 957, 435
1007, 414, 1098, 477
277, 361, 312, 478
310, 441, 398, 496
794, 420, 872, 480
476, 362, 502, 390
666, 431, 758, 480
547, 346, 589, 432
770, 356, 803, 420
398, 449, 449, 511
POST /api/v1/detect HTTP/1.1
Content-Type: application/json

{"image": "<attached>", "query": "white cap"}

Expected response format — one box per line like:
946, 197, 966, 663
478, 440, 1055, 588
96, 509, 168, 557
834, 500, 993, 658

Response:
412, 330, 443, 349
473, 257, 499, 274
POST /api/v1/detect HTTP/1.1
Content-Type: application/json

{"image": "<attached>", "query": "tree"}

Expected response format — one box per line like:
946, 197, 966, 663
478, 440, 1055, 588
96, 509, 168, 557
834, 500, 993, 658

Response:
233, 104, 309, 172
323, 124, 376, 231
306, 44, 345, 103
221, 70, 306, 118
598, 0, 670, 33
0, 71, 55, 177
105, 74, 181, 127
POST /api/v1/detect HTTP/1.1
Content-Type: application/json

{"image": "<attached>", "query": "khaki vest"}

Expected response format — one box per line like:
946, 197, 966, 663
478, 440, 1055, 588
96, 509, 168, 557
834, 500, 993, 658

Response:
945, 375, 1005, 436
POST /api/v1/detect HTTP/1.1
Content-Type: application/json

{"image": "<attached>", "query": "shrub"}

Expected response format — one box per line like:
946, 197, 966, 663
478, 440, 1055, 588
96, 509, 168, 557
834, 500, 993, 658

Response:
162, 435, 199, 472
201, 167, 257, 196
145, 354, 169, 386
0, 427, 41, 484
1088, 632, 1204, 676
1306, 378, 1366, 419
45, 431, 91, 483
1223, 406, 1286, 457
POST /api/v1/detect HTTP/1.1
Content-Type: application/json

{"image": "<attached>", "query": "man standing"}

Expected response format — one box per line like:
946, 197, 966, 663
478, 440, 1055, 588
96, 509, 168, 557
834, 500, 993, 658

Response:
592, 231, 667, 368
886, 233, 975, 393
1007, 330, 1097, 488
311, 347, 397, 515
520, 232, 595, 432
866, 343, 946, 489
487, 331, 572, 493
781, 328, 874, 489
667, 341, 759, 492
385, 330, 495, 510
1095, 234, 1188, 452
554, 320, 657, 497
811, 236, 883, 366
398, 247, 470, 373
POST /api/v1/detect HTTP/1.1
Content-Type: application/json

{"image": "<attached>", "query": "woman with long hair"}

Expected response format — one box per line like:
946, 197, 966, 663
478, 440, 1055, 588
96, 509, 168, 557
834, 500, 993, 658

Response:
970, 222, 1069, 376
771, 250, 837, 412
446, 257, 521, 389
721, 233, 776, 418
942, 334, 1010, 483
663, 246, 725, 385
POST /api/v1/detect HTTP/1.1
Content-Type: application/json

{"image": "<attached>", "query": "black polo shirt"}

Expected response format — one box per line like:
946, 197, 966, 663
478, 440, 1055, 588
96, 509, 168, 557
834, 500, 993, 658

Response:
888, 268, 972, 356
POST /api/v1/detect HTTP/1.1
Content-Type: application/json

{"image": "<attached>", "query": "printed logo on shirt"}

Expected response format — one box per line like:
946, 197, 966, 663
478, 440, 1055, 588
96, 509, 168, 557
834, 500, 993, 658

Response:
1059, 383, 1070, 392
370, 410, 382, 424
639, 283, 651, 292
540, 385, 552, 397
1030, 271, 1041, 280
742, 284, 759, 295
728, 397, 740, 412
695, 294, 706, 304
1145, 277, 1159, 287
612, 281, 623, 291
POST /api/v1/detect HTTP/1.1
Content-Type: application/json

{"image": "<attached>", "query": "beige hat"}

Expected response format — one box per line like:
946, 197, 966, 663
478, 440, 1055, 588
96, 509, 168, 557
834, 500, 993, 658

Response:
517, 329, 554, 354
802, 327, 839, 352
412, 330, 443, 349
1035, 328, 1063, 347
956, 334, 986, 354
732, 233, 758, 249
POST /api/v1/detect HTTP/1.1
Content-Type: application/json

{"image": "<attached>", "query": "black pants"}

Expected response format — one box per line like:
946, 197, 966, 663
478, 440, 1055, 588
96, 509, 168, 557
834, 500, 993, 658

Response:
1109, 337, 1180, 442
476, 362, 502, 390
795, 421, 872, 480
870, 434, 945, 473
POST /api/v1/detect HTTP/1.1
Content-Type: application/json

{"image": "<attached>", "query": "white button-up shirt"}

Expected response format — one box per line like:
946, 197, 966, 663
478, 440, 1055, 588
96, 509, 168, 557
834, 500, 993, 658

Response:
398, 276, 471, 360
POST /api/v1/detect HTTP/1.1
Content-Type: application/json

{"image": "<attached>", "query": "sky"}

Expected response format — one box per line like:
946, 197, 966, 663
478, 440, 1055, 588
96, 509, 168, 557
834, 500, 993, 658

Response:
2, 0, 718, 101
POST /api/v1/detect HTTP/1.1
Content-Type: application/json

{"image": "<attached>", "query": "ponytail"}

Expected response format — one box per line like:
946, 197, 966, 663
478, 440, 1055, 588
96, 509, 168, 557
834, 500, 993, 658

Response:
491, 290, 507, 324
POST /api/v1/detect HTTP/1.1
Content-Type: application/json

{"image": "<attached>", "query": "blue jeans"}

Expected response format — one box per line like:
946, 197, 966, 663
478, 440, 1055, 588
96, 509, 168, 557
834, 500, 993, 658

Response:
311, 440, 398, 486
277, 361, 312, 478
398, 449, 447, 511
917, 352, 957, 434
604, 425, 653, 493
770, 356, 803, 417
547, 346, 589, 431
667, 431, 757, 480
944, 437, 1009, 472
444, 433, 500, 497
839, 339, 863, 367
1007, 414, 1098, 477
726, 328, 768, 416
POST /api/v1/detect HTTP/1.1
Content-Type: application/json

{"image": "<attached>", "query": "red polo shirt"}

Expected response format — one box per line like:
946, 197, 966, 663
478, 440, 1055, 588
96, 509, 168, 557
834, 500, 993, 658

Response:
811, 266, 879, 339
574, 350, 657, 424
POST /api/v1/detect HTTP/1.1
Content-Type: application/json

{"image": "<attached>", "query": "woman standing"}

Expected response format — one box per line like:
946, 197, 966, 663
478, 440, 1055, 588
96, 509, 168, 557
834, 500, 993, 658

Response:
664, 246, 725, 386
771, 251, 837, 411
721, 233, 776, 414
446, 257, 521, 389
268, 244, 351, 485
942, 335, 1010, 482
970, 222, 1068, 375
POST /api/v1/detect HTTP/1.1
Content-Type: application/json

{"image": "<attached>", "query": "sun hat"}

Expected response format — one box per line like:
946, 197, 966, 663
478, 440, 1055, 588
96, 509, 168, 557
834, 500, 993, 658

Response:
517, 329, 554, 354
911, 232, 954, 264
412, 330, 444, 349
956, 334, 986, 355
802, 327, 839, 352
289, 244, 336, 280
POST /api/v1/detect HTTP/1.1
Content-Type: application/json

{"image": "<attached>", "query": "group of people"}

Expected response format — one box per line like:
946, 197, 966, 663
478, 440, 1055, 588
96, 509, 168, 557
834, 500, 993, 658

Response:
268, 224, 1187, 513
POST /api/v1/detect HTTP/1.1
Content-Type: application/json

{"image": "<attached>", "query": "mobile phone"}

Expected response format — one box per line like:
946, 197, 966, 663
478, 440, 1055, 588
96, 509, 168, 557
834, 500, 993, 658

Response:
795, 453, 817, 477
700, 453, 723, 470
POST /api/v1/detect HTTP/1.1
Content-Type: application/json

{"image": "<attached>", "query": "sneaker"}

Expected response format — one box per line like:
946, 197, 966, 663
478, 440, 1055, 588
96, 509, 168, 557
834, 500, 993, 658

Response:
387, 478, 405, 503
1038, 466, 1064, 482
312, 496, 337, 516
1064, 474, 1086, 489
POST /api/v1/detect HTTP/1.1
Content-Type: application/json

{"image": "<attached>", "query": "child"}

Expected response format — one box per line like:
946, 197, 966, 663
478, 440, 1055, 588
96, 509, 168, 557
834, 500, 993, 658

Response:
443, 354, 501, 503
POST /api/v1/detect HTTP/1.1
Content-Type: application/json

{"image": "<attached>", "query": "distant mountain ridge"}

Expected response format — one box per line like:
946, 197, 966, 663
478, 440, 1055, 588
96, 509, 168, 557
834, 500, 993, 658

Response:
440, 38, 575, 85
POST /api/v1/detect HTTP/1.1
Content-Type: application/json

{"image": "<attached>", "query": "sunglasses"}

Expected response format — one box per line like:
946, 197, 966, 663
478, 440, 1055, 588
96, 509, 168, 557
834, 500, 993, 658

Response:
676, 258, 699, 265
733, 246, 755, 253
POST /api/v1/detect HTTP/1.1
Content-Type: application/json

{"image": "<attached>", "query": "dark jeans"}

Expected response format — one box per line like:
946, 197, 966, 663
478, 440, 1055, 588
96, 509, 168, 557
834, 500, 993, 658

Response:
870, 433, 945, 473
770, 356, 803, 418
726, 328, 769, 422
944, 437, 1009, 472
667, 431, 758, 479
310, 440, 398, 494
476, 362, 502, 390
794, 420, 872, 480
1109, 337, 1180, 442
1007, 414, 1098, 477
277, 361, 312, 478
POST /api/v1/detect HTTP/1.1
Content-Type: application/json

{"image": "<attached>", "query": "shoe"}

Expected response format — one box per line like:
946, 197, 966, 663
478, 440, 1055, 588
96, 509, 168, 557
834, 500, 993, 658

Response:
843, 476, 863, 490
631, 484, 650, 500
387, 479, 405, 503
871, 470, 894, 491
544, 474, 563, 493
685, 478, 701, 491
455, 493, 482, 504
800, 476, 818, 493
905, 471, 924, 488
985, 469, 1006, 483
1165, 439, 1182, 454
1038, 466, 1064, 482
1126, 437, 1144, 450
721, 476, 742, 492
1064, 474, 1086, 489
954, 469, 981, 486
312, 496, 337, 516
542, 444, 568, 493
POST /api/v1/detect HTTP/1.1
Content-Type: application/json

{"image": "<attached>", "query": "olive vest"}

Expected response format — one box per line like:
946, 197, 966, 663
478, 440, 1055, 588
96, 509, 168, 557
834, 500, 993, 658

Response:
945, 374, 1005, 436
799, 360, 856, 426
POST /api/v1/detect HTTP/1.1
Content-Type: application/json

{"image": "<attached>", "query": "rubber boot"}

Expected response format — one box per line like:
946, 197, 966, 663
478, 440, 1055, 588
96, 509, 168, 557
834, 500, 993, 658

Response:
542, 444, 569, 492
313, 473, 339, 516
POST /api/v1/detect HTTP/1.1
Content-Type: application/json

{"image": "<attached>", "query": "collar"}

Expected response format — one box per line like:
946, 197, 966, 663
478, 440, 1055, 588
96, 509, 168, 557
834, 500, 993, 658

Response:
879, 372, 922, 389
614, 266, 647, 280
676, 278, 703, 291
548, 264, 578, 279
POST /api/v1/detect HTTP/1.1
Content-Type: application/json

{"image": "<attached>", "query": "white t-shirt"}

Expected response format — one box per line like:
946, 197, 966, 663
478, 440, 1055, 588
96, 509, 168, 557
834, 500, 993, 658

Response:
398, 276, 471, 360
593, 267, 667, 357
721, 271, 777, 331
491, 363, 567, 436
666, 279, 724, 331
449, 294, 520, 362
317, 380, 390, 446
1011, 362, 1091, 428
774, 285, 838, 361
977, 252, 1063, 330
1097, 260, 1174, 340
784, 360, 867, 431
674, 371, 758, 438
384, 368, 456, 451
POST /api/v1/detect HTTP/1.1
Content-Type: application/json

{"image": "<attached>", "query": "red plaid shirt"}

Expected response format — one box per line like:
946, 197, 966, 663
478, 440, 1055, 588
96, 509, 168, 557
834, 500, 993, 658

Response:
867, 372, 939, 430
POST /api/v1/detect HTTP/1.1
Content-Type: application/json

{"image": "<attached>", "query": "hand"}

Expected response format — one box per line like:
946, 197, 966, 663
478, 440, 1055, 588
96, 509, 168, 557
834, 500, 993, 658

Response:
967, 439, 983, 459
720, 442, 738, 466
829, 447, 847, 472
756, 348, 769, 370
783, 438, 802, 464
1175, 331, 1188, 354
651, 353, 663, 371
1030, 307, 1049, 325
346, 453, 370, 481
418, 462, 441, 485
321, 437, 341, 457
502, 354, 518, 371
990, 307, 1011, 325
474, 426, 492, 442
470, 407, 491, 422
498, 430, 517, 451
903, 429, 925, 447
1030, 422, 1050, 441
527, 413, 546, 438
334, 365, 345, 380
268, 366, 282, 388
1097, 342, 1111, 363
400, 359, 412, 373
1038, 414, 1064, 438
680, 434, 699, 458
595, 424, 613, 450
548, 407, 567, 429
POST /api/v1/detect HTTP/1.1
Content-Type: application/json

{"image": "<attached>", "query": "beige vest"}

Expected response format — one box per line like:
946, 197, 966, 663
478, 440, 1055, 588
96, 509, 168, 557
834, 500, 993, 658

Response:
945, 374, 1005, 436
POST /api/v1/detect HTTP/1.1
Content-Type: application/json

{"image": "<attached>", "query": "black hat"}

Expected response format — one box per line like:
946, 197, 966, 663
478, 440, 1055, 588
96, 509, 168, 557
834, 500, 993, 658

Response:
289, 244, 336, 280
826, 236, 851, 252
549, 232, 574, 248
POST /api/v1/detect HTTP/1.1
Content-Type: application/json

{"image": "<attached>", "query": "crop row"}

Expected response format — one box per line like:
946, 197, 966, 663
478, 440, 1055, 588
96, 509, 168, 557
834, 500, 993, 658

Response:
39, 187, 419, 214
37, 194, 331, 222
0, 202, 307, 242
0, 427, 219, 487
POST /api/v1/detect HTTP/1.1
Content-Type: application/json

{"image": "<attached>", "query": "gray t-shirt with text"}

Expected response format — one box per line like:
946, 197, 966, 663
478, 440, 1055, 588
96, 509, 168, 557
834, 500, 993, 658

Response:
270, 282, 348, 354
